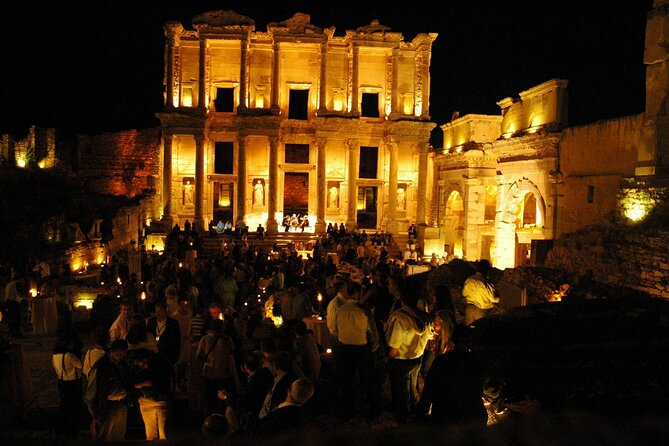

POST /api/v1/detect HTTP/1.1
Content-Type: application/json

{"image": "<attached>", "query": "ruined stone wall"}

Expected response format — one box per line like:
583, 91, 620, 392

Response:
78, 128, 161, 199
558, 115, 643, 236
545, 225, 669, 299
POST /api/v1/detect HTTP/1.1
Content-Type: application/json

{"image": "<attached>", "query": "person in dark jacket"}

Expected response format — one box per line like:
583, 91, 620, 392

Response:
223, 352, 274, 433
252, 377, 314, 436
84, 339, 131, 441
415, 318, 487, 427
257, 351, 298, 419
146, 300, 181, 366
131, 348, 173, 440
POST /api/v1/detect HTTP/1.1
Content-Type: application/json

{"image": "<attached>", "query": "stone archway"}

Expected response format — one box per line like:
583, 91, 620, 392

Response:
443, 189, 465, 258
494, 179, 547, 269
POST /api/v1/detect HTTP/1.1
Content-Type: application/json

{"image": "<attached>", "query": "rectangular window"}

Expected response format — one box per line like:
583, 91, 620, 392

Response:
214, 142, 234, 174
359, 146, 378, 179
181, 86, 193, 107
285, 144, 310, 164
587, 185, 595, 203
288, 89, 309, 120
214, 87, 235, 112
361, 92, 380, 117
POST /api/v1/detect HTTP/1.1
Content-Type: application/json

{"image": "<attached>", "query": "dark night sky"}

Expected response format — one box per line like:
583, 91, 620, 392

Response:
0, 0, 654, 144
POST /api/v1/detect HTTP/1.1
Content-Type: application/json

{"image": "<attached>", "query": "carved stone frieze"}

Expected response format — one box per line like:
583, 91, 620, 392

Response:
491, 133, 561, 161
356, 19, 391, 34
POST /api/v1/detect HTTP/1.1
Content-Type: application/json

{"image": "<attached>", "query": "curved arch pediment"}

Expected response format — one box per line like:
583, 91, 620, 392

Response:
499, 179, 546, 226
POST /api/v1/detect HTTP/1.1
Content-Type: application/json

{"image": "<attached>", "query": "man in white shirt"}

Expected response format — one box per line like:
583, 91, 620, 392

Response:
109, 301, 133, 341
326, 279, 349, 339
333, 282, 380, 417
385, 276, 433, 422
462, 259, 499, 325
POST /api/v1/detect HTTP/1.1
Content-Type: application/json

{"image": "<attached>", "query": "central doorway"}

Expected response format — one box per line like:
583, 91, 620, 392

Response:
357, 186, 378, 229
283, 172, 309, 215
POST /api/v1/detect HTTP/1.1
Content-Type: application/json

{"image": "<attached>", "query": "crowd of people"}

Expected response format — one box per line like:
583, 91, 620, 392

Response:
1, 222, 517, 442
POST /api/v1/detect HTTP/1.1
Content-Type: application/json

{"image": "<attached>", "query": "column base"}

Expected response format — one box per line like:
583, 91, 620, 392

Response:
345, 220, 357, 231
266, 219, 279, 234
315, 220, 326, 234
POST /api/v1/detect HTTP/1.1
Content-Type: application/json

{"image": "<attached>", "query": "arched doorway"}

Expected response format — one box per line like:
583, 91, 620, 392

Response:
495, 180, 546, 269
443, 190, 465, 258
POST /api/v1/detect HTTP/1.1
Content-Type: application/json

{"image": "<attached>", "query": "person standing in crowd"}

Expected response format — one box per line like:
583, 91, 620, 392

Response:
416, 311, 487, 427
326, 279, 349, 343
251, 378, 315, 436
131, 348, 173, 440
52, 333, 84, 438
147, 300, 181, 366
126, 314, 158, 353
3, 274, 26, 339
109, 300, 133, 342
292, 320, 321, 384
223, 352, 274, 433
196, 318, 239, 416
385, 276, 433, 423
462, 259, 499, 325
258, 351, 298, 419
333, 282, 380, 418
83, 327, 110, 378
85, 339, 131, 441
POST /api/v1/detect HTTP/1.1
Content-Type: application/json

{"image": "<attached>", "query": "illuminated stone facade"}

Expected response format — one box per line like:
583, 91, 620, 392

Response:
157, 11, 436, 234
428, 1, 669, 269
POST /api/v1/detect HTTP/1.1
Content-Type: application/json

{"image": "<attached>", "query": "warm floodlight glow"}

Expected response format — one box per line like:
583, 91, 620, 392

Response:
403, 93, 414, 115
38, 159, 46, 169
182, 87, 193, 107
17, 157, 26, 168
625, 203, 647, 222
256, 93, 264, 108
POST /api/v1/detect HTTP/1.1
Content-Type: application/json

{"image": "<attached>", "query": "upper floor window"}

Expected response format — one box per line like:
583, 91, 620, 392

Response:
214, 87, 235, 112
288, 89, 309, 120
361, 93, 380, 118
359, 146, 378, 179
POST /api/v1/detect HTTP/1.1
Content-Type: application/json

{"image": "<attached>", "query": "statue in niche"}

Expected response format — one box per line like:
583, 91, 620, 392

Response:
253, 179, 265, 206
183, 180, 194, 206
328, 185, 339, 208
397, 186, 406, 210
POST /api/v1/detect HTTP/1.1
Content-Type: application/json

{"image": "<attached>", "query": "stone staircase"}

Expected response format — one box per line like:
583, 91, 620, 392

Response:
197, 232, 320, 258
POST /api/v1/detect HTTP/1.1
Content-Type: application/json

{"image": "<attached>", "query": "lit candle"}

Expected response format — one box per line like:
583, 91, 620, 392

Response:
140, 292, 146, 301
317, 293, 323, 302
218, 313, 224, 320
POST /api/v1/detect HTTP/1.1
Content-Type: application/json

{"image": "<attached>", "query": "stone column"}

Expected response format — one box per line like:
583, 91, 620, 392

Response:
164, 22, 183, 109
386, 139, 399, 233
421, 47, 431, 119
194, 135, 206, 229
271, 41, 281, 109
266, 137, 279, 234
198, 37, 207, 110
416, 143, 429, 226
239, 37, 249, 110
318, 40, 328, 113
351, 44, 360, 114
391, 48, 399, 117
346, 139, 359, 228
162, 134, 173, 222
236, 136, 247, 226
316, 138, 327, 233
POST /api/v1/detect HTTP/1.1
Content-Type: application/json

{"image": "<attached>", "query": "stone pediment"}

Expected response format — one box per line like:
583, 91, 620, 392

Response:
192, 10, 255, 30
268, 13, 323, 35
356, 19, 391, 34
